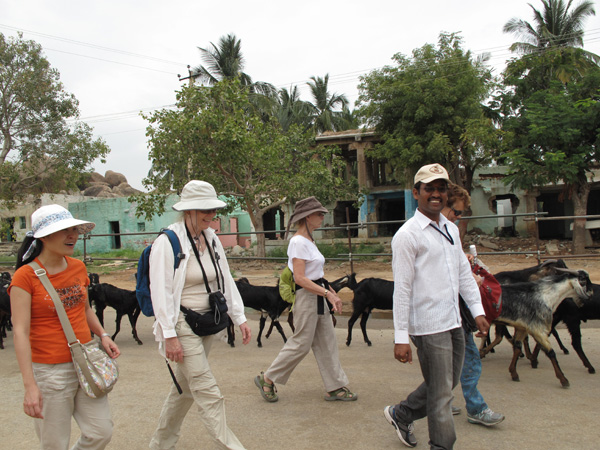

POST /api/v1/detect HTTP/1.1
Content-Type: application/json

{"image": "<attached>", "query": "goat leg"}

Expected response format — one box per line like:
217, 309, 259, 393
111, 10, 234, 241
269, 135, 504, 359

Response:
129, 309, 143, 345
360, 310, 372, 346
480, 324, 505, 358
265, 320, 275, 339
272, 319, 287, 343
257, 314, 267, 347
287, 312, 295, 333
566, 320, 595, 374
111, 313, 123, 341
509, 339, 523, 382
346, 311, 361, 346
552, 328, 569, 354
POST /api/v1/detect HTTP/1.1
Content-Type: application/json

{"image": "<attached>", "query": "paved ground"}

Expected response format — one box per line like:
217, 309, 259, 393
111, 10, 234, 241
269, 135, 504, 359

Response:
2, 309, 600, 450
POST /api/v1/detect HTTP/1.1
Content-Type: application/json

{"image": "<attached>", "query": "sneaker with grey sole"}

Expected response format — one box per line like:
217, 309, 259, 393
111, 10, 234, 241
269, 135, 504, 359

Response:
451, 406, 461, 415
383, 406, 417, 448
467, 408, 505, 426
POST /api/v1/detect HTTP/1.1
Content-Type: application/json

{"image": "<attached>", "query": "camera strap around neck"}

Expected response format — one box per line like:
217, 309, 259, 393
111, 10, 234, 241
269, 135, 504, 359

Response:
185, 227, 224, 294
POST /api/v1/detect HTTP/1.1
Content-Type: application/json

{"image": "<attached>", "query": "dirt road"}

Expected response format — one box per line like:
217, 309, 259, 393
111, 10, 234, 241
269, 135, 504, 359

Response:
1, 255, 599, 449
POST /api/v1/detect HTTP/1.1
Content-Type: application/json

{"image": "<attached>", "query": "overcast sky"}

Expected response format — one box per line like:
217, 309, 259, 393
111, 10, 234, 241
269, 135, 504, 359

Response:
3, 0, 600, 191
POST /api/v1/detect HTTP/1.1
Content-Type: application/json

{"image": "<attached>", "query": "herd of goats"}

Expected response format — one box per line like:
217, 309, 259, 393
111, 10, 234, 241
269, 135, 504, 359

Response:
0, 259, 598, 389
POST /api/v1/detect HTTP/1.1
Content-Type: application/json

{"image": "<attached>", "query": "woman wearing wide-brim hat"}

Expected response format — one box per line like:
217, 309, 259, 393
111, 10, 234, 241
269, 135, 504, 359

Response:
254, 196, 357, 402
148, 180, 251, 450
9, 204, 120, 449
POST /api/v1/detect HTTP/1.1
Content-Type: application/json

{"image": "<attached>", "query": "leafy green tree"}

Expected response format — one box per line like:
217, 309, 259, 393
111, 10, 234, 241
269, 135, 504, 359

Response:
135, 79, 359, 256
191, 33, 276, 96
356, 32, 496, 190
0, 33, 109, 202
504, 0, 598, 82
307, 74, 351, 133
501, 66, 600, 254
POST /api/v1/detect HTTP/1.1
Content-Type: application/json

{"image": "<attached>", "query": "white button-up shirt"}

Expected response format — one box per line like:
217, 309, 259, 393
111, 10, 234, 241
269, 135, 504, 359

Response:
391, 209, 484, 344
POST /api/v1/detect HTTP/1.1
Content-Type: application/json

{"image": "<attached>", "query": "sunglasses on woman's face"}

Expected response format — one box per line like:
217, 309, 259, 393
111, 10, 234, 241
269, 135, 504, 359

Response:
199, 209, 217, 214
451, 207, 464, 217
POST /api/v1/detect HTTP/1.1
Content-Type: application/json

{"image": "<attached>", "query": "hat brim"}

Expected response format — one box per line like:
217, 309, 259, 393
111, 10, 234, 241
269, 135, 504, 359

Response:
34, 219, 95, 238
172, 198, 227, 211
290, 206, 328, 224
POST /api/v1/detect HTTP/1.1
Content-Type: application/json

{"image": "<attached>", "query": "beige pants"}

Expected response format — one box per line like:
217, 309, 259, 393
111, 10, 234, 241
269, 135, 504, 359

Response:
265, 288, 349, 392
32, 362, 113, 450
149, 319, 245, 450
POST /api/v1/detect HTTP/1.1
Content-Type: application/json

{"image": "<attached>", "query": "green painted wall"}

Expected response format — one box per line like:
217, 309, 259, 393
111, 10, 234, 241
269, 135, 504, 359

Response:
69, 196, 180, 254
69, 195, 252, 254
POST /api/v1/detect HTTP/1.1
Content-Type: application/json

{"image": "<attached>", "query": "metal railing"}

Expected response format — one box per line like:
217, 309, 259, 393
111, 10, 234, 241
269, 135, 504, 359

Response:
76, 211, 599, 270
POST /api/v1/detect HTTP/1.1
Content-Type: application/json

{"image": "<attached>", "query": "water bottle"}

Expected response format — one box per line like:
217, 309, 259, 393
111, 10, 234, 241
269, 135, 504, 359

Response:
469, 244, 478, 265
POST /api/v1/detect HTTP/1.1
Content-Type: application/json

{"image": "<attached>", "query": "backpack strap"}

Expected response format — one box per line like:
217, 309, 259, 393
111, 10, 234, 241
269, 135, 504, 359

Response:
161, 229, 184, 270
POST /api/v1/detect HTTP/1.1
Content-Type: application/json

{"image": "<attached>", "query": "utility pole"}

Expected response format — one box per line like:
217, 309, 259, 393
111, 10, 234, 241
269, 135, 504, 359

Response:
177, 65, 195, 86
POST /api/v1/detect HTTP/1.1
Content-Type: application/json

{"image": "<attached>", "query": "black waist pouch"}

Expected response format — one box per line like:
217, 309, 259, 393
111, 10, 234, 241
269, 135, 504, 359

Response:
180, 302, 229, 337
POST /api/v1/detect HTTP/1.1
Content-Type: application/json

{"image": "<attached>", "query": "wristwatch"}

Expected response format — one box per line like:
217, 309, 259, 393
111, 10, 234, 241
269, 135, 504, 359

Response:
323, 289, 328, 298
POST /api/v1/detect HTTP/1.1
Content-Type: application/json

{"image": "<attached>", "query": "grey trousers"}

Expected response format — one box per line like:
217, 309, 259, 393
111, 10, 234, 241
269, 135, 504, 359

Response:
265, 288, 349, 392
395, 327, 465, 450
149, 320, 245, 450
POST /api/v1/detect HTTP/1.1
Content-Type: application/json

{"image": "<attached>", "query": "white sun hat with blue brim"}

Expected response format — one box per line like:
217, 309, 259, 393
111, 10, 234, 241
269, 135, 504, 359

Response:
172, 180, 227, 211
32, 205, 95, 238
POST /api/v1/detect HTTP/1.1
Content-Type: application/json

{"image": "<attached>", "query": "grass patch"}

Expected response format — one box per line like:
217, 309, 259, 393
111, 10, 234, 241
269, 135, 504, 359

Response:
84, 249, 140, 275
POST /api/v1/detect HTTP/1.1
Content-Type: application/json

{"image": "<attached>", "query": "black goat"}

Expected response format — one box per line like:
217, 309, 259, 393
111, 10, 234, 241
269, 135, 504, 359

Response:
484, 270, 593, 387
235, 277, 290, 347
0, 284, 10, 350
345, 276, 390, 347
0, 272, 12, 350
88, 283, 143, 345
530, 283, 600, 374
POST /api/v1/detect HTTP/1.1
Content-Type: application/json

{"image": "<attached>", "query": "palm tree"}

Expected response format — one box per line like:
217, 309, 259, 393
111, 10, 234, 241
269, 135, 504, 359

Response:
503, 0, 598, 63
306, 74, 350, 133
272, 86, 313, 132
192, 34, 276, 96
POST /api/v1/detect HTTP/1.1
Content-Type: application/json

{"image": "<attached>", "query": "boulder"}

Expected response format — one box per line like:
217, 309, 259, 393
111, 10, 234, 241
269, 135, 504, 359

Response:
113, 182, 140, 196
105, 170, 127, 187
83, 184, 112, 197
89, 172, 108, 184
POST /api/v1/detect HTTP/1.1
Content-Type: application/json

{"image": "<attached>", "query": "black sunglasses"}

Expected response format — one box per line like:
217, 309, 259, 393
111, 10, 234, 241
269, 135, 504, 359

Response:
451, 207, 464, 217
422, 185, 448, 194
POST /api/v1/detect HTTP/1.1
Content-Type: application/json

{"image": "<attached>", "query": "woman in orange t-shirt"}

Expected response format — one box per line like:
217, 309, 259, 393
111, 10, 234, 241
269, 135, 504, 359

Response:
9, 205, 120, 450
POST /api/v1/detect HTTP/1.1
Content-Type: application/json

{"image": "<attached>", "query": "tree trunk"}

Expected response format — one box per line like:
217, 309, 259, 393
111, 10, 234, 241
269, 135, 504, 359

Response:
571, 183, 590, 255
254, 213, 266, 258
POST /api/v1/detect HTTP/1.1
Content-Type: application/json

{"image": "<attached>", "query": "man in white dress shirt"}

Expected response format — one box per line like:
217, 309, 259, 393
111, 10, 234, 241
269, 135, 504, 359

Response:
383, 163, 489, 449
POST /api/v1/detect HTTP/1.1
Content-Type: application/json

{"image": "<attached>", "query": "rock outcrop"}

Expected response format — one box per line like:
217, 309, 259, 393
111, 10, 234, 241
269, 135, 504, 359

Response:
82, 171, 141, 197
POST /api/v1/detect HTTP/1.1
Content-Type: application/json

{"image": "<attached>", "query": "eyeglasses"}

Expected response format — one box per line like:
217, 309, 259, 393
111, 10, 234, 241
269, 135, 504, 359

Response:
422, 185, 448, 194
451, 207, 464, 217
199, 209, 217, 214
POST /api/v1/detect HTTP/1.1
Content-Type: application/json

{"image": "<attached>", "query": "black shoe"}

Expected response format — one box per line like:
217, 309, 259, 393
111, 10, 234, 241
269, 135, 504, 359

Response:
384, 405, 417, 448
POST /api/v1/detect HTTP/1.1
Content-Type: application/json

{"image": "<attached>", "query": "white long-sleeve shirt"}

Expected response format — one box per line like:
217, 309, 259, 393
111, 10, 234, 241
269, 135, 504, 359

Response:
149, 221, 247, 355
391, 209, 484, 344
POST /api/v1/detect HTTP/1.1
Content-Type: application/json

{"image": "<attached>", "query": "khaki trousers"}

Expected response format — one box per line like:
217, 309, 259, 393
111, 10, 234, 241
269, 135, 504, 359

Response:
149, 319, 245, 450
32, 362, 113, 450
265, 288, 349, 392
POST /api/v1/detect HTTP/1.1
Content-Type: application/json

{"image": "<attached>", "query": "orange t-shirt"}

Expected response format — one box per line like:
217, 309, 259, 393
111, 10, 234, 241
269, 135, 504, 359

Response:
9, 257, 92, 364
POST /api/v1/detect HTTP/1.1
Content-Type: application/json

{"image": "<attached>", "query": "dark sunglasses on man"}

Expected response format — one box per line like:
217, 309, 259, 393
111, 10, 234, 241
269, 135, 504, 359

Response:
451, 207, 463, 217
